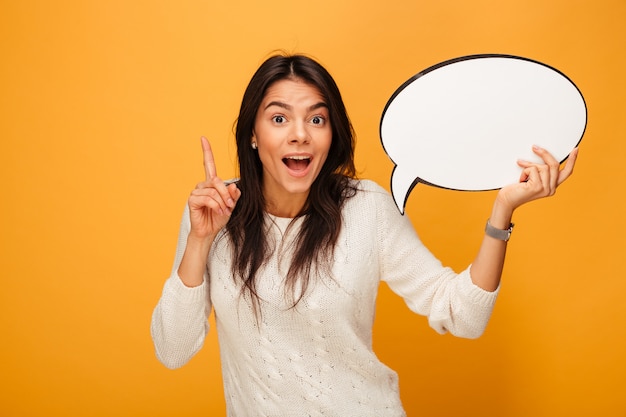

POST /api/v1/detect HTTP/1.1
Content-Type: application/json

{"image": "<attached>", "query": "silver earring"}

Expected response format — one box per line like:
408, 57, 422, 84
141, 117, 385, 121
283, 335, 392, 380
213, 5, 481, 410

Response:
251, 142, 257, 150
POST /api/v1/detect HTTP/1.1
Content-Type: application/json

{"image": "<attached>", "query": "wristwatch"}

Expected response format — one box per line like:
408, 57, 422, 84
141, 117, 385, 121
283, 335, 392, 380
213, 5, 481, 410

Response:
485, 219, 514, 241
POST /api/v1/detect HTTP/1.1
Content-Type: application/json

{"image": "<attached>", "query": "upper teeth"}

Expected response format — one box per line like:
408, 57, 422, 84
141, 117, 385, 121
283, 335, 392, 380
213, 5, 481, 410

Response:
287, 156, 310, 160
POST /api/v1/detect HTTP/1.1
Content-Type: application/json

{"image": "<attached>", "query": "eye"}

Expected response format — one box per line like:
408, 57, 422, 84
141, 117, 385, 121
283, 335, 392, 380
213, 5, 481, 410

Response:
272, 115, 285, 124
311, 115, 325, 125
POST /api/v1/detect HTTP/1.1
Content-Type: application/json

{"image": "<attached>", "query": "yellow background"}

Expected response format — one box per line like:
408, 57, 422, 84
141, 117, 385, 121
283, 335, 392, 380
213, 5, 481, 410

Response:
1, 0, 625, 416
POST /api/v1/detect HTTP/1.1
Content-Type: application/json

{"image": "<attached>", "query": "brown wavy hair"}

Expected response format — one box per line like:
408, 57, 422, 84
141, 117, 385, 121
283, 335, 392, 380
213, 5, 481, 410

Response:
225, 53, 358, 315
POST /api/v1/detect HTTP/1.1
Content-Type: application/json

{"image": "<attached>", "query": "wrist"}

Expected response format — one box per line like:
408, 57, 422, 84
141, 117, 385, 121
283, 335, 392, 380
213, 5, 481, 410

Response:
178, 234, 215, 288
490, 194, 515, 229
186, 233, 215, 254
485, 219, 514, 241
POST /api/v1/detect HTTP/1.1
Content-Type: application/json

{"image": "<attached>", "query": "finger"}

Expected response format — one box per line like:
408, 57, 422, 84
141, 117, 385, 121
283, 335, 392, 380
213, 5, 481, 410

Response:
227, 182, 242, 204
532, 146, 561, 190
201, 136, 218, 181
540, 166, 554, 195
190, 186, 231, 214
516, 159, 538, 183
556, 147, 579, 186
523, 166, 543, 191
531, 145, 559, 165
195, 179, 237, 211
529, 164, 553, 196
518, 165, 531, 183
189, 192, 220, 211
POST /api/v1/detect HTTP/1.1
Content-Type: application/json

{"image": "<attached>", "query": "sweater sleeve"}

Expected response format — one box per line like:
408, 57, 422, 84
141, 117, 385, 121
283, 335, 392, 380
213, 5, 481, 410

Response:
371, 183, 499, 339
150, 205, 212, 369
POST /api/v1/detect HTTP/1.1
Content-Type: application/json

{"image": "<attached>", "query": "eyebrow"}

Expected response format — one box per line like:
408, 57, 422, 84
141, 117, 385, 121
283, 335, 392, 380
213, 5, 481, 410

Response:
263, 101, 328, 111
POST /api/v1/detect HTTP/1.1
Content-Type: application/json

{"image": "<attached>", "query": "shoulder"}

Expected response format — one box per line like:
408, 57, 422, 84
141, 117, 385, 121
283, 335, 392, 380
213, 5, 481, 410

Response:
344, 179, 399, 215
352, 178, 387, 193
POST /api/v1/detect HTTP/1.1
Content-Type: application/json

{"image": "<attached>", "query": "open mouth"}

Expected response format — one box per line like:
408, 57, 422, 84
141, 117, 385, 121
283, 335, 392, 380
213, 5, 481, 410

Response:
282, 155, 311, 172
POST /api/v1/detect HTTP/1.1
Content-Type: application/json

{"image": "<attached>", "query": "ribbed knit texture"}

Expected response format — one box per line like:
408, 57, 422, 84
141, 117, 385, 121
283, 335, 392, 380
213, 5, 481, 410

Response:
151, 179, 499, 416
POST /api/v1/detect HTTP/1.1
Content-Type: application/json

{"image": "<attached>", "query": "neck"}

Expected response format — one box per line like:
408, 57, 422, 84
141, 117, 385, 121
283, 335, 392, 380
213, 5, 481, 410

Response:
264, 192, 309, 218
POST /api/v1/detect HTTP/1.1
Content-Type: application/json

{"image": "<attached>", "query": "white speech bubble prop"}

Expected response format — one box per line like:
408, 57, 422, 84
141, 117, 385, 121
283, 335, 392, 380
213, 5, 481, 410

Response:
380, 54, 587, 214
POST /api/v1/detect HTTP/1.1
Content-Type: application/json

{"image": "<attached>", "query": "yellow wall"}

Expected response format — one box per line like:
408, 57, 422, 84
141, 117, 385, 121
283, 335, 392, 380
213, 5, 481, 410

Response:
1, 0, 624, 416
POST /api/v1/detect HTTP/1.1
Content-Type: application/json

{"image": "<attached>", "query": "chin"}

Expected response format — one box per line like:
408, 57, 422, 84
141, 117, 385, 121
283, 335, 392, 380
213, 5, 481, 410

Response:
284, 182, 315, 195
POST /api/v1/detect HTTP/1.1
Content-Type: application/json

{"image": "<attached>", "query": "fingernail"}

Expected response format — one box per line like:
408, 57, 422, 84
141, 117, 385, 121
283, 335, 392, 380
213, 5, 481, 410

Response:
227, 198, 234, 207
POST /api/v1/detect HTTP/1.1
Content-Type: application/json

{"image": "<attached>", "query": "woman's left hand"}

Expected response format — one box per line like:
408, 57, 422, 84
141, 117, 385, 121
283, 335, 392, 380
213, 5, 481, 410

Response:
496, 145, 579, 212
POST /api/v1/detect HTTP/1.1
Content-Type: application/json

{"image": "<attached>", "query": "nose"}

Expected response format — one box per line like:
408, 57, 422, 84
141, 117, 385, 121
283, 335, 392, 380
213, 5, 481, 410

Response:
289, 120, 310, 144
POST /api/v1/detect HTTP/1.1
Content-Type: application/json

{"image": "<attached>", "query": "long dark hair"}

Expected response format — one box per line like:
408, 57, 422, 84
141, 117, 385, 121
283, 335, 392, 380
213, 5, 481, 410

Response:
225, 53, 357, 314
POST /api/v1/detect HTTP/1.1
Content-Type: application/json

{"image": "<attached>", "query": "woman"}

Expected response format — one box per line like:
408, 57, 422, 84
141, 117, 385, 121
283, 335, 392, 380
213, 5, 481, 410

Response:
151, 53, 577, 416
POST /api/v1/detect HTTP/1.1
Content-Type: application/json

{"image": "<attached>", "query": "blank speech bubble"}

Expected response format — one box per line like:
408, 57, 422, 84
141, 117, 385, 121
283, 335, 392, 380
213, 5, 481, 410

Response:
380, 54, 587, 214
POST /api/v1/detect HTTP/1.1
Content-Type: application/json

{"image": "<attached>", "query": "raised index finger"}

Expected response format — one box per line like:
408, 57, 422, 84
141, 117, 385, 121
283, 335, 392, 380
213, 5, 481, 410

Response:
201, 136, 217, 180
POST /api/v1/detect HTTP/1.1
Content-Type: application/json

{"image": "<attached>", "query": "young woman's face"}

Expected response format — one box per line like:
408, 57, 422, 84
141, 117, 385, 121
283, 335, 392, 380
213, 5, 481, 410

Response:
253, 79, 332, 214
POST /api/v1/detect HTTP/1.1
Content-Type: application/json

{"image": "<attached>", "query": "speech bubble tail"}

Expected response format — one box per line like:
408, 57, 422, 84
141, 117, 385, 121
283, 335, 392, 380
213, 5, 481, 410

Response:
391, 165, 421, 215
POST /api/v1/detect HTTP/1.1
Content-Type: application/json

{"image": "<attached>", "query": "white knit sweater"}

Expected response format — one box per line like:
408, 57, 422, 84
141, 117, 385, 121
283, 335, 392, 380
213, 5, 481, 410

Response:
151, 179, 499, 416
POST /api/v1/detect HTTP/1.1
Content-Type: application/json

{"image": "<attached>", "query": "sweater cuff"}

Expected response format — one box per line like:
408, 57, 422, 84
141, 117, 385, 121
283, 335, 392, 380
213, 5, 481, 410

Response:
459, 267, 499, 308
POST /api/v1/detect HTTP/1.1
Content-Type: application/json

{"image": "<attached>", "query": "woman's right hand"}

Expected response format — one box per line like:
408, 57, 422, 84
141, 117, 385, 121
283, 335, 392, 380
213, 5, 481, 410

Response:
187, 136, 241, 241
